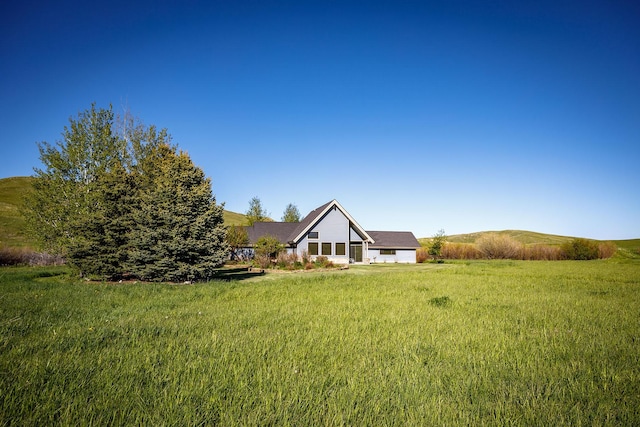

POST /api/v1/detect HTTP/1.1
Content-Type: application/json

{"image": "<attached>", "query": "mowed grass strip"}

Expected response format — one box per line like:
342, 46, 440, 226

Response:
1, 261, 639, 425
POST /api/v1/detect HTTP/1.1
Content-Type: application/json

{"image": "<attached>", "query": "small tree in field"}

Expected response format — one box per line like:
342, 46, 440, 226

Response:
253, 235, 284, 268
428, 229, 446, 261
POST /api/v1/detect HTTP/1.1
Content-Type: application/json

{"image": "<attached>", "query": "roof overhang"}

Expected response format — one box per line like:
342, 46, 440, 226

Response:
291, 199, 374, 244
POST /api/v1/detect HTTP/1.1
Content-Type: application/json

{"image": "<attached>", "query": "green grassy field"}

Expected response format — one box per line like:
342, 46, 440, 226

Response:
1, 260, 639, 425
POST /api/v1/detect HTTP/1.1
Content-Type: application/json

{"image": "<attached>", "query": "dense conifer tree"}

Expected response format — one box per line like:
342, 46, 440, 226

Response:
127, 145, 228, 282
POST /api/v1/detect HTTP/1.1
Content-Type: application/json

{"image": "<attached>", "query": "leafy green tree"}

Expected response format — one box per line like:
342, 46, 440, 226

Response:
428, 229, 446, 261
226, 225, 249, 261
127, 145, 228, 282
561, 238, 600, 260
281, 203, 301, 222
24, 104, 125, 255
253, 234, 284, 268
246, 196, 269, 225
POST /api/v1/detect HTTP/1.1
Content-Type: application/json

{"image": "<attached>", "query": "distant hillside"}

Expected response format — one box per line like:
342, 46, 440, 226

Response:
0, 177, 35, 247
419, 230, 640, 257
0, 176, 248, 248
223, 210, 248, 226
445, 230, 575, 245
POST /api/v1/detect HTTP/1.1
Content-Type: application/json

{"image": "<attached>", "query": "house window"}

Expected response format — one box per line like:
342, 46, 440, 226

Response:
335, 243, 346, 256
322, 242, 332, 255
380, 249, 396, 255
308, 232, 318, 239
308, 242, 318, 255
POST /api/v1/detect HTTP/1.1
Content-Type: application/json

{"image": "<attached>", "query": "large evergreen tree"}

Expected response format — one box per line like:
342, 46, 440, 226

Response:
127, 144, 228, 282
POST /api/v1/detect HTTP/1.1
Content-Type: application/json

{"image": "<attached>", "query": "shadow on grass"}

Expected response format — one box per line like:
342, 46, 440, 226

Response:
214, 266, 265, 282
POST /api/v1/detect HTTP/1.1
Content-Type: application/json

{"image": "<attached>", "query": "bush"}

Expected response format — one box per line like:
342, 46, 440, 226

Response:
476, 234, 522, 259
441, 243, 481, 260
314, 255, 334, 268
254, 235, 284, 260
522, 244, 562, 261
276, 252, 299, 270
0, 246, 65, 266
561, 238, 600, 260
598, 242, 617, 259
416, 247, 428, 263
253, 254, 272, 269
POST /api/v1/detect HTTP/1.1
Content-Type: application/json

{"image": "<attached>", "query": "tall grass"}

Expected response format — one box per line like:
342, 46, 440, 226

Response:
1, 261, 639, 425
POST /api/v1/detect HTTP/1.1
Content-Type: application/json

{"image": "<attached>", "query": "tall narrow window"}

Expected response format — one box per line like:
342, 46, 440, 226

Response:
322, 242, 332, 255
335, 243, 346, 256
308, 242, 318, 255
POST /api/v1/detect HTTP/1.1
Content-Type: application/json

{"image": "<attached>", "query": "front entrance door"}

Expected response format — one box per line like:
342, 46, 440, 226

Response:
349, 244, 362, 263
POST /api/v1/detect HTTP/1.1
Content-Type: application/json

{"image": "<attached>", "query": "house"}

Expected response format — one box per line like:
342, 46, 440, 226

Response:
244, 200, 421, 264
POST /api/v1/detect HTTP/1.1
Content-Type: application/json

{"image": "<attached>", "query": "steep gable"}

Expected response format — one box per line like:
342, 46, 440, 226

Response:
289, 200, 373, 244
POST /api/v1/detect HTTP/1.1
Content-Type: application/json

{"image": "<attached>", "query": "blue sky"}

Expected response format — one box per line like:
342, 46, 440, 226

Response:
1, 0, 639, 240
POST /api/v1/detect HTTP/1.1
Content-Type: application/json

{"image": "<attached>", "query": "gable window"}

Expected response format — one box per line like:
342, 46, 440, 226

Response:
335, 243, 346, 256
308, 232, 318, 239
322, 242, 332, 255
380, 249, 396, 255
308, 242, 318, 255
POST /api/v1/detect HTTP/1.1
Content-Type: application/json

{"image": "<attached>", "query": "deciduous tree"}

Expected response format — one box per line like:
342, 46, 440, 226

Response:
281, 203, 301, 222
246, 196, 269, 225
24, 104, 124, 255
226, 225, 249, 261
428, 229, 446, 261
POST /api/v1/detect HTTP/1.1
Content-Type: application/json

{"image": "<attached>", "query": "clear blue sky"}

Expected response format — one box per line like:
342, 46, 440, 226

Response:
1, 0, 639, 240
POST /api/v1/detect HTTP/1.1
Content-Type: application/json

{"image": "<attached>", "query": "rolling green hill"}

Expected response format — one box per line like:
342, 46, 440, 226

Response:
0, 176, 248, 248
444, 230, 575, 245
0, 177, 34, 247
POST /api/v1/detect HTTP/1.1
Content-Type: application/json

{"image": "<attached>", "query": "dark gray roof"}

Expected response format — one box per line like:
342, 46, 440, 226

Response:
288, 200, 333, 241
245, 222, 300, 245
367, 231, 421, 249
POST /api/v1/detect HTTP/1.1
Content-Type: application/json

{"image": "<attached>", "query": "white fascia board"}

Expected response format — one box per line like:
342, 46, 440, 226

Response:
292, 200, 374, 244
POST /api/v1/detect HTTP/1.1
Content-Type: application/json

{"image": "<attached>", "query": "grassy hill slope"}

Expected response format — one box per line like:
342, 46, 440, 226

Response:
445, 230, 575, 245
0, 177, 34, 247
0, 176, 248, 248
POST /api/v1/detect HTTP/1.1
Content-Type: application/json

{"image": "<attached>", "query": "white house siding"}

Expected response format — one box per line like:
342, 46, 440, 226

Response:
298, 207, 351, 264
350, 227, 364, 241
369, 249, 417, 263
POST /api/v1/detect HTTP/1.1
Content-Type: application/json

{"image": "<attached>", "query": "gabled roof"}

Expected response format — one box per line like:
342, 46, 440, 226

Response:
367, 231, 421, 249
289, 199, 374, 244
244, 200, 375, 246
